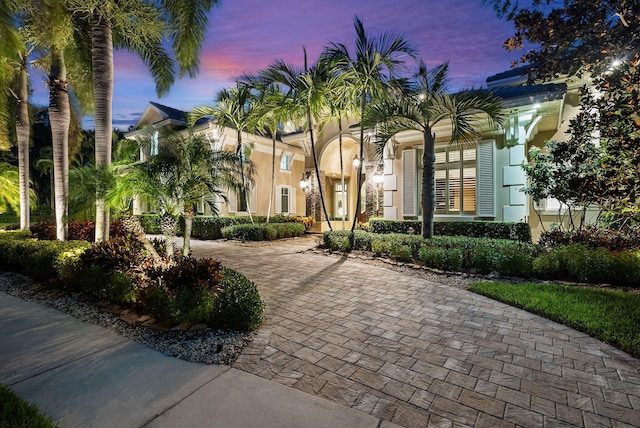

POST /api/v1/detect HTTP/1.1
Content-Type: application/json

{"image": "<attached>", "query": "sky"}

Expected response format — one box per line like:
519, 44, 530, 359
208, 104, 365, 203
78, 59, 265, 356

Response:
31, 0, 526, 130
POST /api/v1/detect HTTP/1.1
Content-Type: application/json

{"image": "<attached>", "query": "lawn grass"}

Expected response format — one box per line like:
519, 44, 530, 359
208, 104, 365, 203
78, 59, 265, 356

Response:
0, 384, 57, 428
468, 281, 640, 358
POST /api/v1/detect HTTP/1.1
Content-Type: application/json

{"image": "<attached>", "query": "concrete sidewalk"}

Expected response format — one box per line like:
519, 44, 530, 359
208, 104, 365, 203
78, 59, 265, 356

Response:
0, 292, 396, 428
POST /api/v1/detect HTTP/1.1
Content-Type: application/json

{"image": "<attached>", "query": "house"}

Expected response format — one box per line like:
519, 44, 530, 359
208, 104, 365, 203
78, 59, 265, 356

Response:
125, 70, 593, 241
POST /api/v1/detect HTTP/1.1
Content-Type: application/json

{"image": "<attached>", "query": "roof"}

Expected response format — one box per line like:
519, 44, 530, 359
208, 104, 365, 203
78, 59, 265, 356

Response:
149, 102, 188, 123
491, 82, 567, 108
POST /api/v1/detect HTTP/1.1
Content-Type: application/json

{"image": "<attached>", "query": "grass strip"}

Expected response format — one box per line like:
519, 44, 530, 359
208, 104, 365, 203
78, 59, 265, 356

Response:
468, 281, 640, 358
0, 384, 57, 428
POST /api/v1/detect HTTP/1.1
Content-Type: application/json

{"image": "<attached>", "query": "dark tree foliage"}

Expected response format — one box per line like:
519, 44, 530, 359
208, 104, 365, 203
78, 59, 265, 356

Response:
487, 0, 640, 224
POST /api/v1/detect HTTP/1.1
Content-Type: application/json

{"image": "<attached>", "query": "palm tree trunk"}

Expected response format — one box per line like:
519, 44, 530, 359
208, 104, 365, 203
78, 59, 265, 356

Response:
350, 92, 367, 233
339, 115, 346, 230
266, 132, 275, 224
16, 56, 30, 231
422, 128, 436, 239
308, 116, 332, 230
183, 209, 194, 257
92, 11, 114, 242
49, 46, 70, 241
236, 130, 254, 224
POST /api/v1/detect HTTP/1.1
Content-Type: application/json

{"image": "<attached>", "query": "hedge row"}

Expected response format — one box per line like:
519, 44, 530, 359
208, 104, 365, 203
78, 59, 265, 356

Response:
322, 230, 640, 286
135, 214, 312, 239
0, 231, 265, 331
222, 222, 306, 241
368, 219, 532, 243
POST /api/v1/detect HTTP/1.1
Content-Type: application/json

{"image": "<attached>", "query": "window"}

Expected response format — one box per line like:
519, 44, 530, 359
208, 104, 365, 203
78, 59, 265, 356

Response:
276, 185, 296, 214
280, 187, 289, 214
413, 146, 477, 216
151, 130, 159, 156
280, 154, 291, 171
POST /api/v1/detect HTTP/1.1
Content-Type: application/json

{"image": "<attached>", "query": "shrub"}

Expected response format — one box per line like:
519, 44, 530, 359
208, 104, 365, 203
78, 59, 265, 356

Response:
538, 226, 640, 251
322, 230, 539, 277
418, 246, 464, 270
143, 257, 223, 324
213, 267, 265, 331
533, 244, 640, 286
0, 234, 89, 281
222, 223, 305, 241
368, 219, 532, 242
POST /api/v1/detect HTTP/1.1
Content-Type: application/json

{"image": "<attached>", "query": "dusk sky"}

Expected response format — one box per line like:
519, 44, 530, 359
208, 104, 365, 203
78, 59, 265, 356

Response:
32, 0, 526, 130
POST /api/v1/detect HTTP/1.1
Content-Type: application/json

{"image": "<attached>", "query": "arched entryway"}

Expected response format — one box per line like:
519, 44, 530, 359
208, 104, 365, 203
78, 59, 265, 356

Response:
318, 135, 359, 230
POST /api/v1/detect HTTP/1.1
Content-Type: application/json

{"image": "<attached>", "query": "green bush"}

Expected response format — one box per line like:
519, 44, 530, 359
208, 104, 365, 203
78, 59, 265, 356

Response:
0, 234, 89, 281
323, 230, 538, 277
143, 257, 223, 324
222, 223, 305, 241
533, 244, 640, 286
418, 246, 465, 270
368, 219, 532, 242
213, 267, 265, 331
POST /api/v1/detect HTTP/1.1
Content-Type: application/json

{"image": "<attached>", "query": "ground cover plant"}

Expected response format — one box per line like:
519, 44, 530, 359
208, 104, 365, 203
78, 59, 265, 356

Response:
0, 384, 57, 428
469, 281, 640, 358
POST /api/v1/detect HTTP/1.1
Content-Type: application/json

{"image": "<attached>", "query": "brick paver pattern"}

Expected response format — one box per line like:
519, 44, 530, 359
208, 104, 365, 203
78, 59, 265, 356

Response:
190, 236, 640, 428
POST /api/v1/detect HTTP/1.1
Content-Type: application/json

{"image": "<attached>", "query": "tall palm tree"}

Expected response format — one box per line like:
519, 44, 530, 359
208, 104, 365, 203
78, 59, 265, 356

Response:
258, 51, 336, 230
367, 61, 504, 238
192, 83, 257, 224
316, 59, 359, 229
324, 16, 418, 232
1, 1, 31, 230
66, 0, 221, 242
243, 77, 293, 224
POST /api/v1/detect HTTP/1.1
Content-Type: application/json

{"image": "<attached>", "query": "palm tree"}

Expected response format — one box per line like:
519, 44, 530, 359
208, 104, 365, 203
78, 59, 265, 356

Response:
258, 51, 336, 230
324, 16, 418, 232
367, 61, 504, 238
66, 0, 222, 242
243, 77, 292, 224
114, 133, 245, 258
192, 83, 257, 224
1, 1, 31, 230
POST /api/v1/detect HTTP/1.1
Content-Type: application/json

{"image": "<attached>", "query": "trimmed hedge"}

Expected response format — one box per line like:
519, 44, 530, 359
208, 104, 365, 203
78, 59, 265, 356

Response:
137, 214, 312, 239
222, 222, 306, 241
0, 231, 90, 281
533, 244, 640, 286
368, 219, 532, 243
323, 230, 539, 277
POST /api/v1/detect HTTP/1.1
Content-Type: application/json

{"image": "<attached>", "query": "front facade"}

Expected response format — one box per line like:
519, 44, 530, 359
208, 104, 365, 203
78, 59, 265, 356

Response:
126, 70, 593, 241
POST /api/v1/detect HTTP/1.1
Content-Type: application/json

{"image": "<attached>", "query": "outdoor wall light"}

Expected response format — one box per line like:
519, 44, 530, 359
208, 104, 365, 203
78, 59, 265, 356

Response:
300, 172, 310, 190
372, 169, 384, 185
352, 155, 361, 168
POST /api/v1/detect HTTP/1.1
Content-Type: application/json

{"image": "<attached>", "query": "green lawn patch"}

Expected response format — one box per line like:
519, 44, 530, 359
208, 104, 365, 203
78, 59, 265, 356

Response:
0, 384, 57, 428
468, 281, 640, 358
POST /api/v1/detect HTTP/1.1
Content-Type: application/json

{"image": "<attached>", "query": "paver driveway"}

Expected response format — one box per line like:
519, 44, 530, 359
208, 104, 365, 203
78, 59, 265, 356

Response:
190, 236, 640, 428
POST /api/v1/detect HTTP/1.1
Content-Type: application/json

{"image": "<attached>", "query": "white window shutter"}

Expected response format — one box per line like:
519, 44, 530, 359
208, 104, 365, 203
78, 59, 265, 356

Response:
250, 187, 257, 213
402, 149, 417, 216
476, 141, 495, 217
289, 186, 296, 214
227, 190, 237, 213
275, 185, 282, 214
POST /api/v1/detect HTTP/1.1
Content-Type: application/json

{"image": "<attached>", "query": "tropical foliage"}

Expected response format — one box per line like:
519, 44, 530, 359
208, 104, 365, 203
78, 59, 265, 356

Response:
366, 61, 503, 238
487, 0, 640, 228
